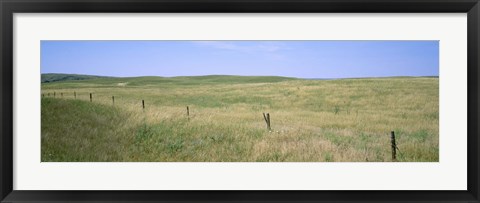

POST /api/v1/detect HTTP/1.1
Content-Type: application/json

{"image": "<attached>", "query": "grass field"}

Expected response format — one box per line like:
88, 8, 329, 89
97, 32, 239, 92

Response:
41, 75, 439, 162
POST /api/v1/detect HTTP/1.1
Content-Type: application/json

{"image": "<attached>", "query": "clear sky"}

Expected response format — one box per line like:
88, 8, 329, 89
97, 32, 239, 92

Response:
41, 40, 439, 78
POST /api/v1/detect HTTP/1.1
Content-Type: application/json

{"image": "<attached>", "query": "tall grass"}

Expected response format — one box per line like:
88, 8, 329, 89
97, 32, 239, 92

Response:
41, 76, 439, 162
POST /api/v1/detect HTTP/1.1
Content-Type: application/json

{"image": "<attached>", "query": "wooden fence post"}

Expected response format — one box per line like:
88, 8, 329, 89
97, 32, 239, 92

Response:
391, 131, 397, 161
187, 106, 190, 117
74, 91, 76, 99
112, 96, 115, 105
142, 100, 145, 110
267, 113, 271, 130
262, 113, 271, 131
90, 93, 92, 102
61, 93, 63, 98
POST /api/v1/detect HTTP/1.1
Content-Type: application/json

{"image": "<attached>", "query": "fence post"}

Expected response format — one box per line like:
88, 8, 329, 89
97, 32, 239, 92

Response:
54, 92, 56, 98
267, 113, 271, 130
112, 96, 115, 105
391, 131, 397, 161
61, 93, 63, 98
74, 91, 76, 99
187, 106, 190, 119
90, 93, 92, 102
263, 113, 271, 131
142, 100, 145, 110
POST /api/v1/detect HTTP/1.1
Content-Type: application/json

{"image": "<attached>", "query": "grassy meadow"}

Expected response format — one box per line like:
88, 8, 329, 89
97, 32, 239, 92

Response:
41, 75, 439, 162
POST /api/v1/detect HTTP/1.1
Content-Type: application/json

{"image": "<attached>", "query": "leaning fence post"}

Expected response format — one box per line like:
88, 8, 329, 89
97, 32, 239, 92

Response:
90, 93, 92, 102
262, 113, 271, 131
262, 113, 267, 128
391, 131, 397, 161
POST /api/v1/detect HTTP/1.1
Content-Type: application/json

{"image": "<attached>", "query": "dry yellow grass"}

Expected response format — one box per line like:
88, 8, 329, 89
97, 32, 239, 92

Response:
41, 76, 438, 162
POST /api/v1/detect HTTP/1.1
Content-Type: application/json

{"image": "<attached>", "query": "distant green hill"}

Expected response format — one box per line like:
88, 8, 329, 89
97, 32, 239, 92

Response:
41, 73, 110, 83
171, 75, 298, 84
41, 74, 438, 86
41, 74, 298, 86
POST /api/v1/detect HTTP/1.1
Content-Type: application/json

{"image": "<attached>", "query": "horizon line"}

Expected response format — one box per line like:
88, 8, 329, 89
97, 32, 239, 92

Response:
41, 73, 439, 80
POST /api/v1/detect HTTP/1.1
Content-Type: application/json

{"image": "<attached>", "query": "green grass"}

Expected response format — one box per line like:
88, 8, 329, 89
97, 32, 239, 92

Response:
41, 98, 135, 161
41, 75, 439, 162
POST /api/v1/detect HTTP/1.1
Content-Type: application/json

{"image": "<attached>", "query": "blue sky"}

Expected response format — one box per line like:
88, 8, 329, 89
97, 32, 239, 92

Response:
41, 40, 439, 78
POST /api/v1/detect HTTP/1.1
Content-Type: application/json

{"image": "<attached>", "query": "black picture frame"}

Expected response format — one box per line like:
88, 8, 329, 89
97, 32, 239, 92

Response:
1, 0, 479, 202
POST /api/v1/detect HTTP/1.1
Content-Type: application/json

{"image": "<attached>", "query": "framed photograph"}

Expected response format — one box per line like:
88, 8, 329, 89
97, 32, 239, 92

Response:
1, 0, 479, 202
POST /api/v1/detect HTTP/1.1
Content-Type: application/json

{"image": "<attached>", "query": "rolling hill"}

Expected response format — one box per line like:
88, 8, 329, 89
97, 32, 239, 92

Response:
41, 73, 110, 83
